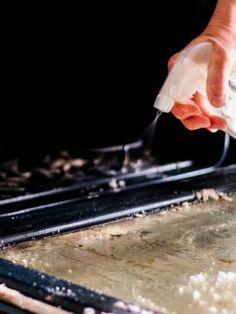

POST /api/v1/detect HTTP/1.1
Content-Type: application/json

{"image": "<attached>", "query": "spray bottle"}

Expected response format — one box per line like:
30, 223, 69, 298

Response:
154, 42, 236, 139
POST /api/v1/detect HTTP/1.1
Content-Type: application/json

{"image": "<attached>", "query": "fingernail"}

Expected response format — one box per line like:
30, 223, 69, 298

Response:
208, 128, 218, 133
210, 96, 225, 108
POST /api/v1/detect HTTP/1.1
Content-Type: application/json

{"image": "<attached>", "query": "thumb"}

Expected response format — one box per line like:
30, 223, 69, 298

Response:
207, 47, 233, 107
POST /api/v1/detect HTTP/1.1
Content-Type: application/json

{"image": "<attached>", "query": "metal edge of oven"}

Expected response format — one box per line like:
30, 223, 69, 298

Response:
0, 162, 235, 247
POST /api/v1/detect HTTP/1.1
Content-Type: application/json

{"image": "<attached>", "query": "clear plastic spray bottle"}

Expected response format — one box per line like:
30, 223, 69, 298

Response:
154, 42, 236, 138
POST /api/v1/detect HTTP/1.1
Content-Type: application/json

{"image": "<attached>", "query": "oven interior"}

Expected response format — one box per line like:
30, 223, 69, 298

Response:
0, 128, 235, 314
2, 1, 236, 313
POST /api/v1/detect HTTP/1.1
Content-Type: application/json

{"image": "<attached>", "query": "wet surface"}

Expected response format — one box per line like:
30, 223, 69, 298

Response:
0, 194, 236, 314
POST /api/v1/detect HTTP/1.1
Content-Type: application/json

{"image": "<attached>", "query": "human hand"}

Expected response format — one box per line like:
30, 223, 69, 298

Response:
169, 0, 236, 132
171, 92, 228, 132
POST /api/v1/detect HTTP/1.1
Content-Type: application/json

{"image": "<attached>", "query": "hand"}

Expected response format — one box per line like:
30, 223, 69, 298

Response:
171, 92, 228, 132
169, 0, 236, 132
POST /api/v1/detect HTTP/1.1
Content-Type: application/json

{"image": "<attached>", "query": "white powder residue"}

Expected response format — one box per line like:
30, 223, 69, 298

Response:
196, 189, 233, 202
178, 271, 236, 314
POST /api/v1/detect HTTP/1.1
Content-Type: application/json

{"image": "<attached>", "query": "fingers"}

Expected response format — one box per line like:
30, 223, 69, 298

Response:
181, 115, 211, 130
208, 115, 228, 130
171, 91, 228, 131
172, 99, 211, 130
172, 93, 209, 121
171, 102, 201, 120
174, 112, 227, 131
192, 92, 209, 115
192, 92, 228, 130
206, 46, 232, 107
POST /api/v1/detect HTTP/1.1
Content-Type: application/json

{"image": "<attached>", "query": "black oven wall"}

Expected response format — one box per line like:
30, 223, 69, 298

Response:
3, 0, 232, 166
